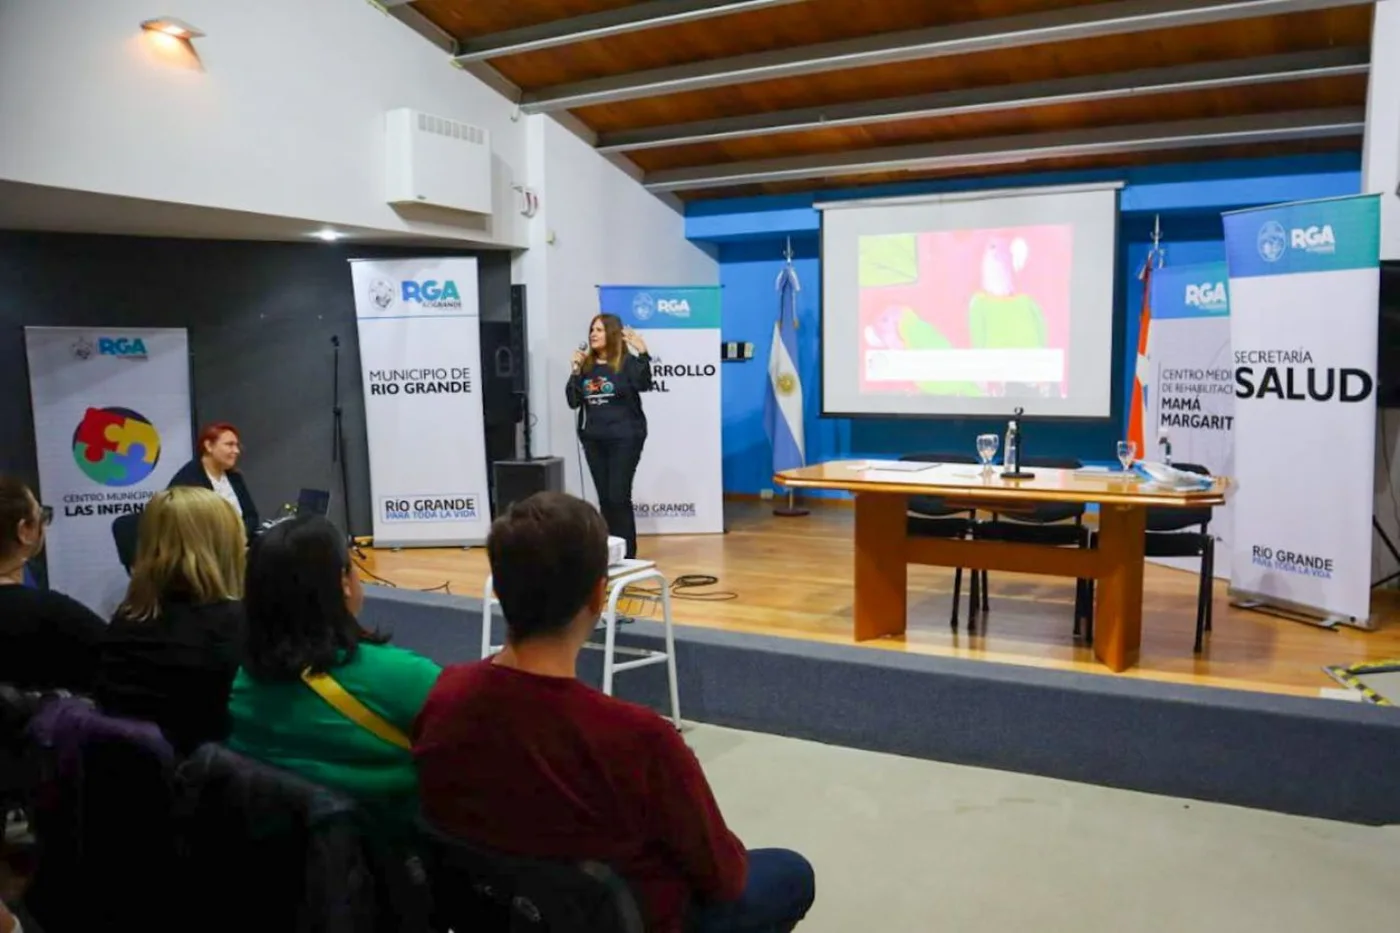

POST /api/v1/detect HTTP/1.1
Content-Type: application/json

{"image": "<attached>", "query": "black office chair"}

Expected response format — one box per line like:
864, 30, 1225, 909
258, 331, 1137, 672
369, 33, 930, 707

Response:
112, 512, 140, 574
1083, 462, 1216, 652
967, 456, 1091, 635
419, 821, 645, 933
900, 452, 980, 629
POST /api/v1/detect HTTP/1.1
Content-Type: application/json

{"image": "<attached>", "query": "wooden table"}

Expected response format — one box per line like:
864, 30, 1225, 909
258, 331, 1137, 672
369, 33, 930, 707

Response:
775, 461, 1230, 673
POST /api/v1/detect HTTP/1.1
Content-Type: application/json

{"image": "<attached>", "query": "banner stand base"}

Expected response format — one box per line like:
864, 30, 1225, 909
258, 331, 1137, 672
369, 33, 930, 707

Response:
1228, 589, 1368, 631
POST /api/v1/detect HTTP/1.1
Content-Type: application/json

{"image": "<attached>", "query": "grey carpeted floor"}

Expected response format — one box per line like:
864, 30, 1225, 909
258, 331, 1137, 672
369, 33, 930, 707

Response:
691, 724, 1400, 933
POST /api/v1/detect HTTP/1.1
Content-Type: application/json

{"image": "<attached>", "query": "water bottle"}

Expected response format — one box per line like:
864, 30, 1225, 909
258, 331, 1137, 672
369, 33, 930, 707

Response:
1158, 427, 1172, 467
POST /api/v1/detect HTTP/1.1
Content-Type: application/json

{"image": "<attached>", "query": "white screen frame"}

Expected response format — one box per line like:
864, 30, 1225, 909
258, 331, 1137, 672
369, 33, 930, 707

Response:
819, 182, 1123, 421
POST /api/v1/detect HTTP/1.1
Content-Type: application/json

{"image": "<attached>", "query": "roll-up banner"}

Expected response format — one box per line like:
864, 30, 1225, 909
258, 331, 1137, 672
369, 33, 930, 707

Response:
350, 258, 491, 548
1145, 261, 1235, 579
1223, 195, 1381, 626
24, 327, 193, 614
597, 286, 724, 536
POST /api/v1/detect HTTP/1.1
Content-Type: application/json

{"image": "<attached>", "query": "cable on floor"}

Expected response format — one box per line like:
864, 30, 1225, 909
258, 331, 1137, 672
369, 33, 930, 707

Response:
617, 573, 738, 619
352, 554, 452, 595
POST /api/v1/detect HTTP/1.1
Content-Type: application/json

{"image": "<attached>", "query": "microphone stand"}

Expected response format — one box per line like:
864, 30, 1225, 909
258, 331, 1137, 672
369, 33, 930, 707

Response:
331, 336, 364, 558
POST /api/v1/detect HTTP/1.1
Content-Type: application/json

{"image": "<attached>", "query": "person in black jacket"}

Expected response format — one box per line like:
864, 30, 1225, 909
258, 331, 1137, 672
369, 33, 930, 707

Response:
95, 486, 245, 754
0, 474, 105, 693
169, 421, 259, 541
565, 313, 652, 559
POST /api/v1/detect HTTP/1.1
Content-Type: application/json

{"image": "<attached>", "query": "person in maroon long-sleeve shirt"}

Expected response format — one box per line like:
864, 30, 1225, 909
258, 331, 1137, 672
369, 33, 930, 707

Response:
414, 492, 814, 933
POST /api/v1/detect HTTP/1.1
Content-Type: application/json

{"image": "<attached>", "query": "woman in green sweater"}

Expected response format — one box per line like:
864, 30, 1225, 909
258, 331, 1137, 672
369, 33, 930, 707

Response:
227, 514, 441, 832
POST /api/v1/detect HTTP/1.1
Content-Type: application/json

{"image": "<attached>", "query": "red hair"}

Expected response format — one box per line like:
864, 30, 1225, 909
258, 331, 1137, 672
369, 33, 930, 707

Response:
197, 422, 240, 455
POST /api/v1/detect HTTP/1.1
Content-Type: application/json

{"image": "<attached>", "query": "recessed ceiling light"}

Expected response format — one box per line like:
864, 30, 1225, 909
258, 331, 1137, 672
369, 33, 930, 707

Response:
140, 17, 204, 40
313, 229, 344, 242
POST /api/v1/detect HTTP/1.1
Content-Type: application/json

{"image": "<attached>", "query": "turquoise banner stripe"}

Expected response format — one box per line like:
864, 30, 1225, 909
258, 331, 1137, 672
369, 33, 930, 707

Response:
1151, 261, 1230, 320
1224, 194, 1380, 279
598, 286, 722, 330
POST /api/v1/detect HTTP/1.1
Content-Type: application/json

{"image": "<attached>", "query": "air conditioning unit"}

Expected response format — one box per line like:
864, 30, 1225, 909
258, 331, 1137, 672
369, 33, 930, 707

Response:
385, 108, 493, 215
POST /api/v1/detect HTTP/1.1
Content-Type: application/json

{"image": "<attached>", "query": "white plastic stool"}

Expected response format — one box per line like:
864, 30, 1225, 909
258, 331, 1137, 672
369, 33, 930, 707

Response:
480, 561, 681, 729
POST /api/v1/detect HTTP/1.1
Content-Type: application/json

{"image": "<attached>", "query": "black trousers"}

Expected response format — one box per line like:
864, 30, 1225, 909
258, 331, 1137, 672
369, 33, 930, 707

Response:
580, 434, 645, 558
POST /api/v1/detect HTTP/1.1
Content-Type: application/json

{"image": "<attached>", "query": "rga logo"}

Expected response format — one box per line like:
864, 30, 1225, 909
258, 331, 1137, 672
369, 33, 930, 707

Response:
632, 292, 656, 321
1290, 224, 1336, 255
400, 280, 462, 308
1184, 282, 1227, 312
368, 279, 396, 310
1257, 220, 1287, 262
657, 298, 691, 318
634, 502, 697, 518
97, 337, 148, 360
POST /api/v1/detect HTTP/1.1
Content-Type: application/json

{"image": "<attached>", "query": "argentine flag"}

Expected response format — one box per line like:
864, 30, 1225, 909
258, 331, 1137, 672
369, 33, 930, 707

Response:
765, 261, 805, 472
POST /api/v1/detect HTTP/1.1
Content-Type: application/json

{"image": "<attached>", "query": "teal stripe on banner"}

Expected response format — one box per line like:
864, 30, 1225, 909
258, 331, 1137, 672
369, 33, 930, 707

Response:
1151, 261, 1230, 321
1223, 194, 1380, 279
598, 286, 722, 329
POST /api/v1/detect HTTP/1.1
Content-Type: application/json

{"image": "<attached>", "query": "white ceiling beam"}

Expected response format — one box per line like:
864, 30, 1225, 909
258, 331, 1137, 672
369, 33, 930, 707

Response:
598, 49, 1370, 153
520, 0, 1374, 113
452, 0, 807, 62
642, 108, 1367, 192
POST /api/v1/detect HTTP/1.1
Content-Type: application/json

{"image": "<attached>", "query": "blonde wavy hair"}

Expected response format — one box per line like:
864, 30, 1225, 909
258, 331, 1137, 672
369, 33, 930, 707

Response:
116, 486, 246, 621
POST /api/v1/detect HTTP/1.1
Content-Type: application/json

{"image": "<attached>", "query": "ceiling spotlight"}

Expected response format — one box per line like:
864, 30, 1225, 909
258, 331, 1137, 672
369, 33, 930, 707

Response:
140, 17, 204, 39
313, 229, 344, 242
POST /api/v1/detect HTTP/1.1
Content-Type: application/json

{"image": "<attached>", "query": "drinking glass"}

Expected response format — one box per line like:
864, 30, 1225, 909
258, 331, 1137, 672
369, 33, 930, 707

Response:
976, 434, 999, 471
1116, 440, 1137, 475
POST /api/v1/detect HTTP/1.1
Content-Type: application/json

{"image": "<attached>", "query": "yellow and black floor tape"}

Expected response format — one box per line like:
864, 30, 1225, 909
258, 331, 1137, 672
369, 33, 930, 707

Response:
1323, 660, 1400, 706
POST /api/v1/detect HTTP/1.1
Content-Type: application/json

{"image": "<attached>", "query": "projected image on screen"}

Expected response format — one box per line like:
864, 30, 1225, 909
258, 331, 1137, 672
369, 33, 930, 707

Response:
858, 225, 1073, 400
821, 183, 1118, 419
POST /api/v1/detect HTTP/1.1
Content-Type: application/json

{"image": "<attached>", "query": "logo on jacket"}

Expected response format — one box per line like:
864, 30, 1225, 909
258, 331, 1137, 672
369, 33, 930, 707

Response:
71, 407, 162, 487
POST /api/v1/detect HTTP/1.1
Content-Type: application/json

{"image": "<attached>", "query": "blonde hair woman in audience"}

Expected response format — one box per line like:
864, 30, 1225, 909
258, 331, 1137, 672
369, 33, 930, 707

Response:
96, 486, 246, 754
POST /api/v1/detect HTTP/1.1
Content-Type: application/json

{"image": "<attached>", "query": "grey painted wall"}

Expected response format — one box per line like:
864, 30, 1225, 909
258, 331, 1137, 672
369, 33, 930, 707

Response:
0, 232, 512, 537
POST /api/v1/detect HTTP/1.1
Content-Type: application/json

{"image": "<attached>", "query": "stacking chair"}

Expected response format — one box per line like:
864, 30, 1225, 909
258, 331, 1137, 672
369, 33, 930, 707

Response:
967, 456, 1091, 635
899, 452, 979, 629
1083, 462, 1216, 652
420, 821, 645, 933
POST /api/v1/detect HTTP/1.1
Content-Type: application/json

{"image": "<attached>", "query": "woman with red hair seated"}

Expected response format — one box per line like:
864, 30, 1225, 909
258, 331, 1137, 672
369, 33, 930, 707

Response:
169, 421, 260, 540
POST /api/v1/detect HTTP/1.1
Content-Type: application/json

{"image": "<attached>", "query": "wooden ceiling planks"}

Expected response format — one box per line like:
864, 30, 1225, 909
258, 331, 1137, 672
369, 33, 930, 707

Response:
468, 0, 1116, 89
570, 7, 1374, 133
680, 136, 1364, 200
409, 0, 640, 39
404, 1, 1373, 199
627, 74, 1370, 172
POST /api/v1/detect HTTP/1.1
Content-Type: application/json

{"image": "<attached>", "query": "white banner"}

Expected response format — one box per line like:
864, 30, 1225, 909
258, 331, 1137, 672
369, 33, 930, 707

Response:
24, 327, 193, 614
350, 258, 491, 548
1145, 261, 1235, 579
1223, 195, 1382, 624
598, 287, 723, 535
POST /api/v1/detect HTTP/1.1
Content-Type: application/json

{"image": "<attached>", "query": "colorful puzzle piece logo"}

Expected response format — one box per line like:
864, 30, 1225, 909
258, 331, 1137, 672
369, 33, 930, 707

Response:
71, 407, 162, 487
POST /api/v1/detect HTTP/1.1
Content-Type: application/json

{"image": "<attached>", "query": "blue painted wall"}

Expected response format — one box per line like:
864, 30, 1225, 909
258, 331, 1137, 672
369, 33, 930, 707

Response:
697, 154, 1362, 495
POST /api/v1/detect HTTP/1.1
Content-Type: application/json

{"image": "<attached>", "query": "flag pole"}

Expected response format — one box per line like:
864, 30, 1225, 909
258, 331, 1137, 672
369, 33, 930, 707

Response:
773, 236, 808, 517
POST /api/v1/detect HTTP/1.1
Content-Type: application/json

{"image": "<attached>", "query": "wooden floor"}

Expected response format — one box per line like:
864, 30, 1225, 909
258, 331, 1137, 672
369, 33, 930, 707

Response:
358, 501, 1400, 699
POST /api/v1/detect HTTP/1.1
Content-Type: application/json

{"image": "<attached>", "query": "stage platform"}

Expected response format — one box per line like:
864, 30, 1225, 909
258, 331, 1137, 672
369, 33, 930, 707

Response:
358, 501, 1400, 700
358, 569, 1400, 826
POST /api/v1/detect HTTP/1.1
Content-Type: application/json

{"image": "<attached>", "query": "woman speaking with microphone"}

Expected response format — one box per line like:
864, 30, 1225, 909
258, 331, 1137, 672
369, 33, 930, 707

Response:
566, 313, 652, 559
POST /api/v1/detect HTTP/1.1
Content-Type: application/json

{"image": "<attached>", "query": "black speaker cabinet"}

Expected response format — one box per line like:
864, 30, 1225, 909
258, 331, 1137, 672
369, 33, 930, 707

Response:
493, 457, 565, 517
